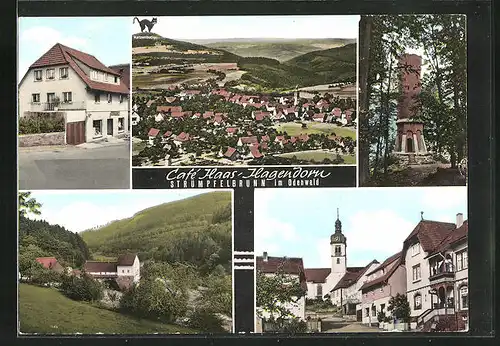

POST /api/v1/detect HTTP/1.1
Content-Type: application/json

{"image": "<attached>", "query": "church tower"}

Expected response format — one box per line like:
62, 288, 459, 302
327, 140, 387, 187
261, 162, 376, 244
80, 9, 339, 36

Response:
294, 85, 299, 106
330, 208, 347, 275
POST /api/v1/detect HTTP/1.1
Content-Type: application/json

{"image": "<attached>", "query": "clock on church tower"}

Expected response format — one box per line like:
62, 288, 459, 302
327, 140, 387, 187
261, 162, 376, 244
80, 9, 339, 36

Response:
330, 208, 347, 275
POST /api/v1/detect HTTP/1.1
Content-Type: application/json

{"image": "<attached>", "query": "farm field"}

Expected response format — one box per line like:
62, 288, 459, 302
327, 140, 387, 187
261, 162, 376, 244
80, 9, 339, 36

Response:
278, 151, 356, 164
274, 122, 356, 139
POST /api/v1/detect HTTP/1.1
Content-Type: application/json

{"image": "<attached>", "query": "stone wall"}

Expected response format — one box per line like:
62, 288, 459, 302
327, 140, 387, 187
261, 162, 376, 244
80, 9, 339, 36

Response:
18, 132, 66, 147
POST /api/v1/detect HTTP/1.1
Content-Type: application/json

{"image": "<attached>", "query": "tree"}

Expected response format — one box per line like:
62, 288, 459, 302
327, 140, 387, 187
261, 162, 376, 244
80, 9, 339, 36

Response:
256, 260, 307, 332
19, 192, 41, 217
387, 293, 411, 323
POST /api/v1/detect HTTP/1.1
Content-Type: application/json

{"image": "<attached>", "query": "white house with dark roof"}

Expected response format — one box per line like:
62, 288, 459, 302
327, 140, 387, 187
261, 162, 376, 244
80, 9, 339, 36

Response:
18, 43, 130, 144
84, 253, 140, 290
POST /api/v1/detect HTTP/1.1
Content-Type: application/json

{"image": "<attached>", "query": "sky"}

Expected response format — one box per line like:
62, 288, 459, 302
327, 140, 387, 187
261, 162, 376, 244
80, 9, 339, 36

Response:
25, 190, 213, 233
18, 17, 132, 80
255, 187, 468, 268
141, 15, 360, 40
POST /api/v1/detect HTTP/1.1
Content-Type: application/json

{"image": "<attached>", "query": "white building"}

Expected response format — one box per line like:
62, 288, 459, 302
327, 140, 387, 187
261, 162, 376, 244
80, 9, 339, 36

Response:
18, 43, 130, 144
83, 253, 140, 290
401, 213, 468, 331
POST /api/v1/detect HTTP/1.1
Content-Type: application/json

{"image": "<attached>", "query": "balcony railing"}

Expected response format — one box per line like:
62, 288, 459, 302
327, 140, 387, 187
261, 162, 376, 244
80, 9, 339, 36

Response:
29, 101, 86, 112
429, 265, 455, 281
433, 299, 455, 309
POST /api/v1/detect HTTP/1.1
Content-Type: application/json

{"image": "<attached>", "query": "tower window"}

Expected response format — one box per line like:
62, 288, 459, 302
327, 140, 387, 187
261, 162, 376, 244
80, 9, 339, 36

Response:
335, 245, 341, 256
336, 258, 340, 264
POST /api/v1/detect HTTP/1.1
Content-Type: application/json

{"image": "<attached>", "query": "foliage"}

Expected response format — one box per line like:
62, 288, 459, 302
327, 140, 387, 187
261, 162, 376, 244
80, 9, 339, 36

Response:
387, 293, 411, 323
19, 216, 91, 269
377, 310, 387, 323
187, 308, 226, 333
19, 114, 65, 134
19, 284, 196, 334
256, 260, 307, 324
60, 273, 104, 302
19, 192, 42, 217
212, 203, 232, 224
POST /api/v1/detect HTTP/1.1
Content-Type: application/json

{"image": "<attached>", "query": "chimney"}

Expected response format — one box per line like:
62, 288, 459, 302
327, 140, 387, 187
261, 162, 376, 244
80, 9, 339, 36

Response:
456, 213, 464, 228
263, 251, 268, 262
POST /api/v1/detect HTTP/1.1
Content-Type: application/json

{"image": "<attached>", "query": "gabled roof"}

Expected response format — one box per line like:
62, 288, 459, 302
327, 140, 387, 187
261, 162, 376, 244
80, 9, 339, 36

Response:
117, 254, 137, 266
223, 147, 237, 158
331, 261, 379, 291
256, 255, 307, 290
26, 43, 128, 94
305, 268, 331, 283
426, 221, 468, 258
402, 220, 457, 256
148, 128, 160, 137
359, 252, 402, 291
84, 261, 117, 273
108, 64, 130, 90
35, 257, 60, 270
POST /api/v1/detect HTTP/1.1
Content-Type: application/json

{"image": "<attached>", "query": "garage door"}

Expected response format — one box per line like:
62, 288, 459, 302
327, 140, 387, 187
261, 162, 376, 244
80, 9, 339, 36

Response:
66, 121, 85, 145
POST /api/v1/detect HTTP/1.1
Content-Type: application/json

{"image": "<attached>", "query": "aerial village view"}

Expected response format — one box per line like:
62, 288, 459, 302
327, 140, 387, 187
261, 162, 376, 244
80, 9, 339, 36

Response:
131, 15, 358, 166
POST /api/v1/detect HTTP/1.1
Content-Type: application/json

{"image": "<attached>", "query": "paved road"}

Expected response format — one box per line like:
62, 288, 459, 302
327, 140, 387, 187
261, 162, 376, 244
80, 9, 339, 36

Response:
19, 142, 130, 190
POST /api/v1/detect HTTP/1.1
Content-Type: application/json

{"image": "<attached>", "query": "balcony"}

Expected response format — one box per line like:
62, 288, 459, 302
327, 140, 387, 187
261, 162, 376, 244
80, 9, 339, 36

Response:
28, 101, 86, 112
429, 266, 455, 283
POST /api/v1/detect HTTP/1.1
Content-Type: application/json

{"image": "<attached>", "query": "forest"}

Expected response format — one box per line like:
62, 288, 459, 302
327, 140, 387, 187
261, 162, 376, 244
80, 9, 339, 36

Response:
358, 15, 466, 186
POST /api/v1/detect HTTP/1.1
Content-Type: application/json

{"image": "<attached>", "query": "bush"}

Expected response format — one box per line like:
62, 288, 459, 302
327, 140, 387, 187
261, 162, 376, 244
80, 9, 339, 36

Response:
60, 273, 104, 302
19, 114, 65, 134
187, 308, 226, 333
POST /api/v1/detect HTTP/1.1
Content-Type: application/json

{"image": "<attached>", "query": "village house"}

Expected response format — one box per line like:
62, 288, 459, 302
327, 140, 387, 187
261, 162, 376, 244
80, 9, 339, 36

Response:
221, 146, 240, 161
147, 127, 160, 144
255, 252, 307, 332
359, 252, 407, 326
304, 268, 331, 300
18, 43, 130, 144
35, 257, 65, 273
84, 253, 140, 290
402, 213, 468, 331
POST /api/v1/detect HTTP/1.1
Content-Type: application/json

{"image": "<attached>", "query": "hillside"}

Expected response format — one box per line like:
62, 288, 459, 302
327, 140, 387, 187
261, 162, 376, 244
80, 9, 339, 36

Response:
237, 43, 356, 88
80, 192, 232, 273
202, 38, 355, 62
19, 284, 196, 334
285, 43, 357, 82
19, 216, 90, 268
132, 32, 239, 64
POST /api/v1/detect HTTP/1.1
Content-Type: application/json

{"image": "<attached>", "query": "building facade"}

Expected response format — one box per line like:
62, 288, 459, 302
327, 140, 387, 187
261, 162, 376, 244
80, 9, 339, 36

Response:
18, 43, 130, 144
83, 253, 140, 290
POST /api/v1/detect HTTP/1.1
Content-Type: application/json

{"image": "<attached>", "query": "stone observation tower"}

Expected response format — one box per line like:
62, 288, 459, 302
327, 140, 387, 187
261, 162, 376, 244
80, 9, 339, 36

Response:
393, 54, 433, 164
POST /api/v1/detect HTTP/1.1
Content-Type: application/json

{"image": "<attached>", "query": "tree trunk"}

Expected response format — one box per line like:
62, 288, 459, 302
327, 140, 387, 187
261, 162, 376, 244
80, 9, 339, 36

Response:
358, 15, 373, 185
383, 56, 394, 175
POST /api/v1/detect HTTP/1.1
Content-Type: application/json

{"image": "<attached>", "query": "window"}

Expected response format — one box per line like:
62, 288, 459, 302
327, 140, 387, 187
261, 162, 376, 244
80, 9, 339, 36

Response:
46, 68, 55, 80
380, 304, 385, 313
414, 293, 422, 310
365, 308, 369, 317
59, 67, 69, 79
95, 93, 101, 103
457, 251, 468, 271
119, 94, 124, 103
93, 120, 102, 137
107, 93, 112, 103
316, 284, 323, 297
372, 306, 377, 317
460, 286, 468, 309
63, 92, 72, 103
336, 258, 340, 264
411, 243, 420, 256
114, 76, 118, 83
118, 117, 124, 132
91, 70, 99, 80
122, 270, 124, 273
412, 264, 421, 282
34, 70, 42, 81
127, 270, 130, 273
335, 245, 341, 256
31, 93, 40, 103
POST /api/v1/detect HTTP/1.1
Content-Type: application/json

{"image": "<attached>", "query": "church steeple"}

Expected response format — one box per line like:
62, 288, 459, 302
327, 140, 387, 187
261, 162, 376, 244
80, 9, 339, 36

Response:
330, 208, 346, 244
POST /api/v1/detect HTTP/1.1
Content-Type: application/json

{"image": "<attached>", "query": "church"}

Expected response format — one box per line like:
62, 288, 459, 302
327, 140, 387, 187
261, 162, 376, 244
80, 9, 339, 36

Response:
304, 209, 379, 319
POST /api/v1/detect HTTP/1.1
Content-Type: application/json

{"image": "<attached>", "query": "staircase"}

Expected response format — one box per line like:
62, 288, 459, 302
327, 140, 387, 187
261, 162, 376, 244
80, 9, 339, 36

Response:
419, 312, 466, 332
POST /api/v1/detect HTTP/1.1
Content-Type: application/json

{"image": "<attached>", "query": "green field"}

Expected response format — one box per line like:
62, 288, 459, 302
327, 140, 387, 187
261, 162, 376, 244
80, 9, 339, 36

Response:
278, 151, 356, 164
19, 284, 197, 334
274, 122, 356, 139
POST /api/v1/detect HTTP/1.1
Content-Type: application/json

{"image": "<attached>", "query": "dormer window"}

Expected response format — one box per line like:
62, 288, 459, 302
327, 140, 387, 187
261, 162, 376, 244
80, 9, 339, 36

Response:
46, 68, 55, 80
59, 67, 69, 79
91, 70, 99, 80
34, 70, 42, 81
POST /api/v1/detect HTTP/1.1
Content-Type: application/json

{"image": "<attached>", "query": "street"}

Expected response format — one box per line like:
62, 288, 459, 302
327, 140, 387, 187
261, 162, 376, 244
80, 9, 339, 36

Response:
19, 141, 130, 190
